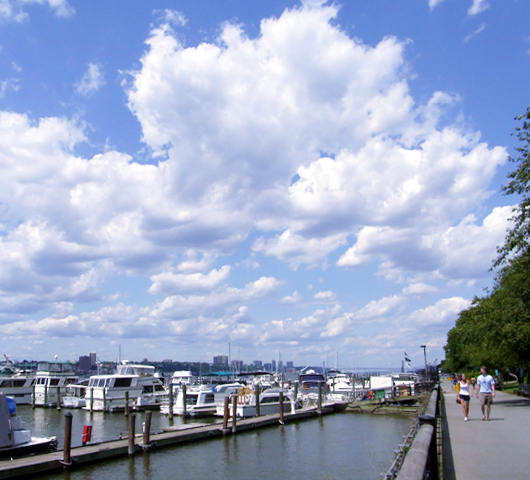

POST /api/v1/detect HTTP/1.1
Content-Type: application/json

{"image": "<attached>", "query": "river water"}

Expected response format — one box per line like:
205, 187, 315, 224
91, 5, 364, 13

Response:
16, 406, 414, 480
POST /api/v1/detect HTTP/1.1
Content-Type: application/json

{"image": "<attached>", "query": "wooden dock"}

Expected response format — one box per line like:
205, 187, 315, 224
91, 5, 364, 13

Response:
0, 407, 336, 479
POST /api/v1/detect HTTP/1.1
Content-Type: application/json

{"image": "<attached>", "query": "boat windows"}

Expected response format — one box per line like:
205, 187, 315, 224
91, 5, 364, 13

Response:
113, 377, 133, 388
204, 393, 215, 404
261, 396, 279, 404
49, 379, 60, 386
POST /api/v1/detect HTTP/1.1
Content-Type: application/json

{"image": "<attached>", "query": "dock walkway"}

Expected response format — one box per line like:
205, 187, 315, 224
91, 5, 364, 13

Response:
0, 407, 330, 479
441, 378, 530, 479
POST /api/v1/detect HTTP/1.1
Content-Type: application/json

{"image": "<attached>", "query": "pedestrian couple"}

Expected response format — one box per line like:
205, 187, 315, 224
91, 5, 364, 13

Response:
456, 367, 495, 421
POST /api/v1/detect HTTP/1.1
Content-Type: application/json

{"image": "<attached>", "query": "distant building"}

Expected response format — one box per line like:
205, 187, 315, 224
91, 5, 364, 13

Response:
271, 360, 276, 372
213, 355, 228, 365
253, 360, 263, 367
286, 361, 294, 368
264, 363, 272, 372
78, 355, 91, 371
231, 360, 243, 371
90, 352, 97, 366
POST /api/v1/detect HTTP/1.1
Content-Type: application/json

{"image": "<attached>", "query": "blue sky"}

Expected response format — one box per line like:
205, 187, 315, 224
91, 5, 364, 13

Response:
0, 0, 529, 370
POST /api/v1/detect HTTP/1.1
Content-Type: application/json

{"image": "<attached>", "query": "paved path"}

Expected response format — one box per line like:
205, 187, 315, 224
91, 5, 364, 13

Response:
441, 379, 530, 480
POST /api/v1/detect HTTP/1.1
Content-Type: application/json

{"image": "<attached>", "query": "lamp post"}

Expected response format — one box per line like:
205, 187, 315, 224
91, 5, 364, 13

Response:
420, 345, 428, 381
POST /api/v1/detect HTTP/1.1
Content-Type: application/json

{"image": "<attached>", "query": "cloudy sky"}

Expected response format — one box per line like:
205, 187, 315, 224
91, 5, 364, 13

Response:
0, 0, 528, 370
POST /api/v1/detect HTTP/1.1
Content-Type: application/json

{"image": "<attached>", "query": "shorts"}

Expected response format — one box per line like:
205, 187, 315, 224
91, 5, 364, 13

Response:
459, 394, 470, 403
479, 392, 493, 406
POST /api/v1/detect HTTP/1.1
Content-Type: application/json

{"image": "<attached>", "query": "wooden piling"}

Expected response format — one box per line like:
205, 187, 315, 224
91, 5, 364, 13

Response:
125, 391, 129, 417
182, 384, 187, 417
168, 384, 174, 420
128, 414, 136, 456
255, 385, 260, 417
103, 388, 107, 413
89, 387, 93, 412
318, 381, 322, 414
32, 384, 36, 409
279, 392, 284, 424
56, 387, 61, 410
44, 383, 48, 406
231, 395, 237, 433
142, 411, 152, 448
222, 396, 230, 431
62, 412, 73, 466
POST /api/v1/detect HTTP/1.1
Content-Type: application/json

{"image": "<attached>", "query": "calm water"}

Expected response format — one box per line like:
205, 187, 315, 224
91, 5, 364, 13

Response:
16, 406, 414, 480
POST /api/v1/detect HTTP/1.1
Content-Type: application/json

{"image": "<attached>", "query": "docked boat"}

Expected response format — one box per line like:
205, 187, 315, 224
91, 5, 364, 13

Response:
83, 364, 167, 412
170, 370, 197, 391
61, 383, 88, 408
161, 382, 243, 416
0, 394, 57, 459
33, 361, 79, 407
0, 374, 35, 405
214, 387, 293, 419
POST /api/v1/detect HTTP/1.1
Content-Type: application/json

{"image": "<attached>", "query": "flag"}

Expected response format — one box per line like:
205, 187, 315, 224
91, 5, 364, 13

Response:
404, 352, 411, 363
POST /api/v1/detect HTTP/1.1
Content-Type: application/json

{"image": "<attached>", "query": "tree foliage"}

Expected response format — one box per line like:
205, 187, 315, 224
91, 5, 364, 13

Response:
495, 107, 530, 266
445, 109, 530, 376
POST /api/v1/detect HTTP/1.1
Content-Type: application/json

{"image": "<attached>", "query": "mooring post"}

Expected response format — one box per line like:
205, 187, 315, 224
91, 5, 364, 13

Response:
44, 383, 48, 406
142, 411, 152, 448
63, 412, 73, 466
255, 385, 260, 417
279, 391, 284, 424
56, 386, 61, 410
182, 384, 187, 417
90, 387, 93, 412
32, 384, 36, 409
128, 413, 136, 456
318, 381, 322, 414
231, 394, 237, 433
294, 382, 298, 411
222, 396, 230, 432
125, 391, 129, 417
103, 388, 107, 413
168, 384, 174, 420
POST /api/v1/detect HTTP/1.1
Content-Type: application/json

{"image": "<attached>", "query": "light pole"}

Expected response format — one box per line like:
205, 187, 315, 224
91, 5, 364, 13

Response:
420, 345, 428, 381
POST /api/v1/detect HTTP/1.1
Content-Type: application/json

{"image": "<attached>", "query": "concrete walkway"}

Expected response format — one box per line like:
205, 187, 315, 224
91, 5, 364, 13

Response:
441, 379, 530, 480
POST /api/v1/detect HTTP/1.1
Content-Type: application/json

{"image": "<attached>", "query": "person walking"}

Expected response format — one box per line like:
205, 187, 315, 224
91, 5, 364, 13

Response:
476, 366, 495, 421
458, 373, 472, 421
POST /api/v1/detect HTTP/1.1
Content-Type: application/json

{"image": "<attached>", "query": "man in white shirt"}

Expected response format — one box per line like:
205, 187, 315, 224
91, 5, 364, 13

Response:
476, 366, 495, 421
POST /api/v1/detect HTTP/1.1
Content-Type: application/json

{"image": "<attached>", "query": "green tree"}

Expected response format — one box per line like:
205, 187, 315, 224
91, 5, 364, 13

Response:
495, 107, 530, 266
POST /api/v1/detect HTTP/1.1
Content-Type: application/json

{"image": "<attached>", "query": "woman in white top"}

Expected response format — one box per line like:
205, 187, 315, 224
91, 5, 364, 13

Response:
458, 373, 472, 421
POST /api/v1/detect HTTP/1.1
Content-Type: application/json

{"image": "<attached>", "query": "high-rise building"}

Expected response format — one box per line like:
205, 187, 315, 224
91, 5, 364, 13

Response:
90, 352, 97, 366
213, 355, 228, 365
79, 355, 91, 371
253, 360, 263, 367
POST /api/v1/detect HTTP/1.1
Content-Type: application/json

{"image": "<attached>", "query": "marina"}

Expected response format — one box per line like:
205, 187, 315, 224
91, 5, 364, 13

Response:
0, 400, 415, 480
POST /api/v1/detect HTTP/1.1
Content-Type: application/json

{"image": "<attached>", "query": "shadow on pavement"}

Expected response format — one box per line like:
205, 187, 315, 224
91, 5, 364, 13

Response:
441, 393, 456, 480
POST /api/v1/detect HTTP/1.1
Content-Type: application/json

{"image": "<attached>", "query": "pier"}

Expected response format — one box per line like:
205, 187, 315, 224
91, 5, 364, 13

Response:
0, 406, 337, 479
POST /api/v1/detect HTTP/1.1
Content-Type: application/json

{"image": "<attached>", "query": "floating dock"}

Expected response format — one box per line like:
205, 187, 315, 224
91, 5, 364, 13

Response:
0, 407, 337, 479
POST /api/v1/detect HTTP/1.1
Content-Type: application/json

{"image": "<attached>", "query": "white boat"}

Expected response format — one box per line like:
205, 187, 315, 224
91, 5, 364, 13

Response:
0, 374, 35, 405
170, 370, 197, 390
161, 382, 243, 416
215, 387, 293, 419
61, 383, 88, 408
83, 364, 167, 412
0, 394, 57, 458
33, 361, 79, 407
